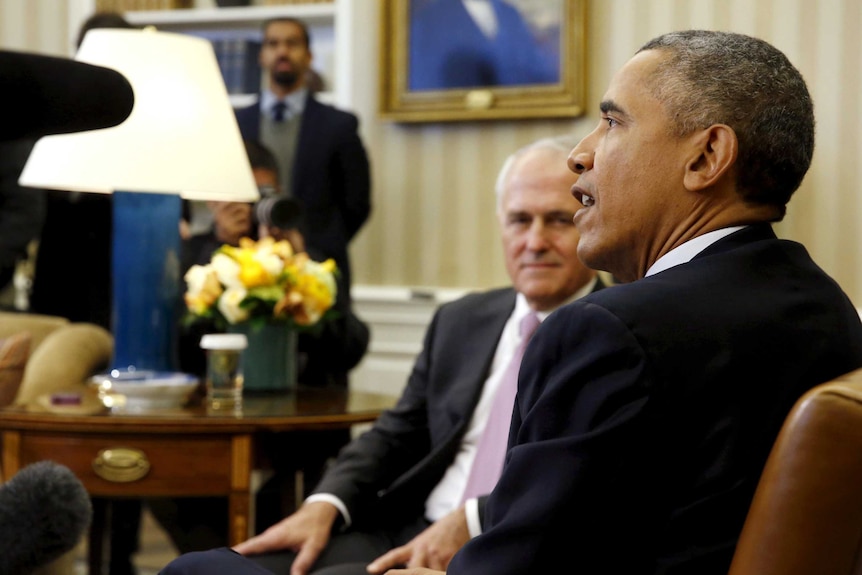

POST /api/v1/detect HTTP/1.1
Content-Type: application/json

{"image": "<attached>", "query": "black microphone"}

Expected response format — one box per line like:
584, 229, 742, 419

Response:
0, 50, 134, 142
0, 461, 93, 575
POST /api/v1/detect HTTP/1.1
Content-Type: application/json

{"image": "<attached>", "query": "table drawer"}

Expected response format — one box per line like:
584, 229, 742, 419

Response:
16, 433, 235, 497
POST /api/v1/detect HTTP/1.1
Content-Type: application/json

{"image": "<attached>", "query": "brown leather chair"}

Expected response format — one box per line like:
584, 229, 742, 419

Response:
728, 367, 862, 575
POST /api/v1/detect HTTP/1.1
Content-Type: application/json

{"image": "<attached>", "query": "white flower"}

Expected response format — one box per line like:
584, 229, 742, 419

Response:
211, 253, 243, 289
254, 250, 284, 279
183, 264, 223, 315
218, 286, 250, 324
184, 264, 212, 296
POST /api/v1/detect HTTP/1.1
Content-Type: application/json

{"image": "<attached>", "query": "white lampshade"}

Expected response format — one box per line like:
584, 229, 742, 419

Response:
19, 28, 258, 202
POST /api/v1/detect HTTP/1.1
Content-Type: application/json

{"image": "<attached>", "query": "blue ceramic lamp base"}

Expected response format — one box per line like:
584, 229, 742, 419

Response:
111, 191, 181, 372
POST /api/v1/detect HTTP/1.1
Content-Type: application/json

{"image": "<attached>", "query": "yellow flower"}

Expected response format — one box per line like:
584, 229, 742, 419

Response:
274, 258, 337, 325
222, 237, 291, 289
238, 255, 272, 288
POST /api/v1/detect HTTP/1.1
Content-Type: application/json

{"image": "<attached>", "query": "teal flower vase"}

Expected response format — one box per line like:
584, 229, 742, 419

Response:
229, 323, 297, 392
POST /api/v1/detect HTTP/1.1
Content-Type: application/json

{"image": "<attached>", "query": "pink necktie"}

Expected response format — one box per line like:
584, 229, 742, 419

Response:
460, 312, 541, 503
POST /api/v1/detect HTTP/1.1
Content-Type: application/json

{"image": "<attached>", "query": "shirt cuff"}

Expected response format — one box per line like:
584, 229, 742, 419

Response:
464, 497, 482, 538
304, 493, 352, 529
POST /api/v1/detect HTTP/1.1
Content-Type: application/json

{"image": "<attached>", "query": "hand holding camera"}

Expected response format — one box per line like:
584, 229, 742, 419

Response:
209, 185, 306, 252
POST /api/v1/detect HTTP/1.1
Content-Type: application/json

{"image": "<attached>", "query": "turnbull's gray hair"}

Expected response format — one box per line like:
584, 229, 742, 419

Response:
638, 30, 814, 219
495, 135, 579, 212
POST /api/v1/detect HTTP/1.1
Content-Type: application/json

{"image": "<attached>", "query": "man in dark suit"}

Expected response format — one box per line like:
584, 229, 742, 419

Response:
385, 31, 862, 575
234, 17, 371, 290
159, 136, 601, 575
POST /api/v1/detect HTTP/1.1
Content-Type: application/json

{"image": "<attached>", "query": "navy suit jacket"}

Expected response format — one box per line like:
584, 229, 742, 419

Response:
235, 94, 371, 288
449, 225, 862, 574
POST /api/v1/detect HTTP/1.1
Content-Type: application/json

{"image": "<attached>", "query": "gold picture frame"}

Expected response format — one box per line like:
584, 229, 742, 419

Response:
379, 0, 586, 123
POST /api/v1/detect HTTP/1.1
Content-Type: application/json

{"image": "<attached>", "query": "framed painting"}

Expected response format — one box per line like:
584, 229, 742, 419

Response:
379, 0, 587, 123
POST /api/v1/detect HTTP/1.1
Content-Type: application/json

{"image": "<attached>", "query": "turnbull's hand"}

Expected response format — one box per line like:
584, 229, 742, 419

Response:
367, 507, 470, 574
233, 500, 340, 575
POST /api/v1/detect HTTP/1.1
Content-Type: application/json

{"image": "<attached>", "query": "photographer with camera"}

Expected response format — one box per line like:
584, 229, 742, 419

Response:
181, 140, 304, 269
179, 138, 369, 389
159, 139, 370, 554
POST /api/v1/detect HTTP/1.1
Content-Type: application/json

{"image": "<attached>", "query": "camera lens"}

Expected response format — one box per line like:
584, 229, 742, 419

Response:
255, 196, 302, 229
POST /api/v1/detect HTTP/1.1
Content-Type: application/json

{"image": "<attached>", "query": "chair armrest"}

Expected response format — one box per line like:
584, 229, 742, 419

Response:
0, 311, 68, 351
15, 323, 113, 405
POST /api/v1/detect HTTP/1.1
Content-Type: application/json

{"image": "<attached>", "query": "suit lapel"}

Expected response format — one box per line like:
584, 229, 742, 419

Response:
384, 290, 516, 496
451, 290, 517, 422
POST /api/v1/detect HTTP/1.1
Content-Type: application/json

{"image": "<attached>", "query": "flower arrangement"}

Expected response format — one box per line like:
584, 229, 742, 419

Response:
183, 236, 338, 329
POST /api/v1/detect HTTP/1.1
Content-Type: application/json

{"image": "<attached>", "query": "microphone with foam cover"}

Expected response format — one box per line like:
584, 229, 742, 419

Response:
0, 49, 134, 142
0, 461, 93, 575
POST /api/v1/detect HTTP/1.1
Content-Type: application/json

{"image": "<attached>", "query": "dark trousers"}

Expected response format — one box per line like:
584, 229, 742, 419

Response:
159, 515, 431, 575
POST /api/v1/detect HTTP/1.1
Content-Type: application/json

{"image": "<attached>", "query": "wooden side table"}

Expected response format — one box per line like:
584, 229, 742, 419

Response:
0, 387, 395, 574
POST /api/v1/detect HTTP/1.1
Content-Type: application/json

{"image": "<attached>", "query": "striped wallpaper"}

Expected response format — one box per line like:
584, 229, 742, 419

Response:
4, 0, 862, 305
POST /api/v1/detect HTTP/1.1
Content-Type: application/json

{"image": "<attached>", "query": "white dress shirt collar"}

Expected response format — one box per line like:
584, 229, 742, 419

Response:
646, 226, 746, 278
260, 88, 308, 120
514, 275, 599, 322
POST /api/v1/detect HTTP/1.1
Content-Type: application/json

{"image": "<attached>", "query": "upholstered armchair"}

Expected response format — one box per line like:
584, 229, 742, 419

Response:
0, 310, 112, 406
0, 310, 112, 574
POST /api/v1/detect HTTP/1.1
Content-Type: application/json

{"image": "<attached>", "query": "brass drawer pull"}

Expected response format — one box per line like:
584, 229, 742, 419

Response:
92, 447, 150, 482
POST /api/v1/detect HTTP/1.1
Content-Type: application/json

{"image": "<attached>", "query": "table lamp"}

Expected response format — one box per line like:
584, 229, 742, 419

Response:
19, 28, 259, 373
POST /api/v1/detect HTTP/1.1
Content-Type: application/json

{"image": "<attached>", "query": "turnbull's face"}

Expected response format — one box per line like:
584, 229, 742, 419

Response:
568, 50, 693, 283
500, 148, 595, 312
260, 21, 312, 92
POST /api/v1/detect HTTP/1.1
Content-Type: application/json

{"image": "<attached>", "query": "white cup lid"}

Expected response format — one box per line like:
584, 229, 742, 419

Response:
200, 333, 248, 350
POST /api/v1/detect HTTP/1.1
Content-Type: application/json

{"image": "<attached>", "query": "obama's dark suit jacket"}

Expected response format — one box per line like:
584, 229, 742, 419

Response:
449, 224, 862, 575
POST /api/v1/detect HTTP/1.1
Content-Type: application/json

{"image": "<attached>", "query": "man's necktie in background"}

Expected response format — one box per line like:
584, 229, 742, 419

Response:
273, 101, 287, 122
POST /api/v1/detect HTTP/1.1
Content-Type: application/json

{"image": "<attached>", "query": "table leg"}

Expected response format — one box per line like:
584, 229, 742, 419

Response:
89, 498, 108, 575
229, 434, 252, 545
1, 430, 21, 481
229, 492, 251, 546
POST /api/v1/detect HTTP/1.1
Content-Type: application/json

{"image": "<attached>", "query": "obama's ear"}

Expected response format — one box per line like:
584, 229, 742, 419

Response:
683, 124, 738, 192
